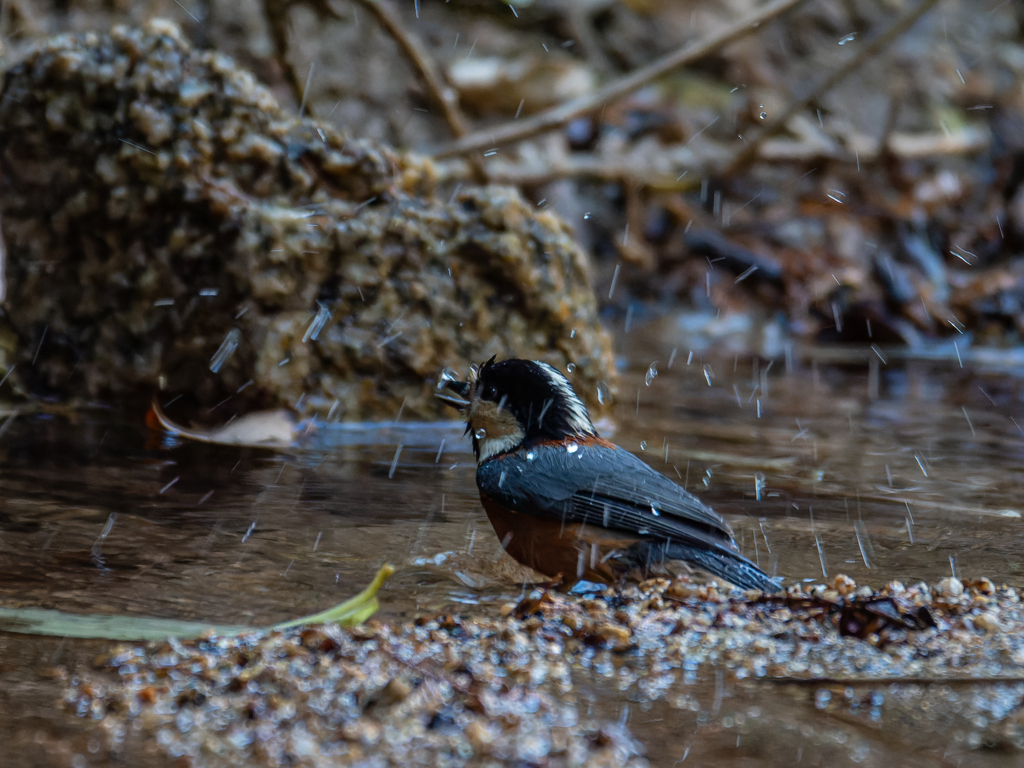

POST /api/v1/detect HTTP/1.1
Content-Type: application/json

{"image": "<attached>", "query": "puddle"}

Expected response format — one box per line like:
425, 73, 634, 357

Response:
3, 349, 1024, 765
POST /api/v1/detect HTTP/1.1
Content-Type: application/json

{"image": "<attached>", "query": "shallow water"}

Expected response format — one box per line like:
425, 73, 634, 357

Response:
3, 345, 1024, 766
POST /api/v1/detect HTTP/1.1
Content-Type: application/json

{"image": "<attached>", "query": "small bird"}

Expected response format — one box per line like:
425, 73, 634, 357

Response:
438, 357, 778, 591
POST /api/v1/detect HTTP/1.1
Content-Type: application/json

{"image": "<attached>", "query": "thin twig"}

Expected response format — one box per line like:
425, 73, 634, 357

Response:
261, 0, 470, 139
432, 0, 809, 159
0, 211, 6, 304
725, 0, 944, 175
765, 676, 1024, 685
327, 0, 469, 138
444, 153, 697, 188
263, 0, 313, 114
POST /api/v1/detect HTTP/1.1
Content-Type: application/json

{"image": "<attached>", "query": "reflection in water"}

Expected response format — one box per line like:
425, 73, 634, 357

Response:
2, 353, 1024, 765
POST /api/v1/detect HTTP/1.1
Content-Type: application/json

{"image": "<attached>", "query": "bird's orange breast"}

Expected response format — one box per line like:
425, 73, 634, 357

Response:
479, 493, 639, 584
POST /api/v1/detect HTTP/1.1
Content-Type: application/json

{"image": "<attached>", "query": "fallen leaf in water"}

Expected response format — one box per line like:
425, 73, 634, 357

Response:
0, 564, 394, 640
149, 399, 298, 448
273, 565, 394, 630
836, 598, 936, 639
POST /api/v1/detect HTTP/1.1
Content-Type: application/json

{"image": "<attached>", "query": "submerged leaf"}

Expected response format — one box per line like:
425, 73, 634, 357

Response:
149, 399, 298, 448
0, 608, 250, 642
0, 564, 394, 641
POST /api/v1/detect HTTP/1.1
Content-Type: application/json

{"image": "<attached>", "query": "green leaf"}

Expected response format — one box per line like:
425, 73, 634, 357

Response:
273, 564, 395, 630
0, 564, 394, 641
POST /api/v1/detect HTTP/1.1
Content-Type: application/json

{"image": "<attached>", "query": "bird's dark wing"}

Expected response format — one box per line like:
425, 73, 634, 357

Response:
477, 442, 740, 554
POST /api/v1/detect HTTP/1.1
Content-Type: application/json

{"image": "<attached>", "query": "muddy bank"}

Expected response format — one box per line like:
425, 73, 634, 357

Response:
0, 21, 615, 421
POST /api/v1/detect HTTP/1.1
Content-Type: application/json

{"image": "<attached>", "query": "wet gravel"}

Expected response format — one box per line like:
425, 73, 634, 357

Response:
66, 573, 1024, 766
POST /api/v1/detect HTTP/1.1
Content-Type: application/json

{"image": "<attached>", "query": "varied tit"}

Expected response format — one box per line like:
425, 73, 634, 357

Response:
438, 357, 778, 592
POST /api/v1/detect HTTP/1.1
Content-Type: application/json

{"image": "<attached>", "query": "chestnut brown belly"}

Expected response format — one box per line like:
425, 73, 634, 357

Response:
480, 493, 638, 584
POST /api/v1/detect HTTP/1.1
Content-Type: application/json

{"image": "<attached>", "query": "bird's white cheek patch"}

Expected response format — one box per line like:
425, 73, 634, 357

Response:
477, 434, 523, 462
470, 399, 525, 462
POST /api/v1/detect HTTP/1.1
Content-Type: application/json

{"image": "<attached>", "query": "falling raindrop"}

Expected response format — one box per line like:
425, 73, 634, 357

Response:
302, 302, 332, 343
639, 441, 648, 450
210, 328, 240, 373
838, 32, 856, 45
759, 111, 767, 120
583, 212, 592, 220
566, 443, 579, 454
597, 381, 610, 404
645, 362, 658, 386
755, 472, 766, 501
389, 444, 403, 479
703, 364, 715, 386
566, 363, 576, 373
474, 428, 486, 439
526, 452, 536, 461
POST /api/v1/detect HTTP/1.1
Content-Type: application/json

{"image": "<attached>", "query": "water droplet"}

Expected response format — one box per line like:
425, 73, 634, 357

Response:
650, 505, 660, 517
838, 32, 856, 45
755, 472, 766, 501
596, 381, 610, 404
210, 328, 240, 373
570, 328, 576, 338
583, 212, 591, 220
302, 302, 332, 343
639, 441, 648, 450
645, 362, 658, 386
759, 111, 767, 120
437, 367, 459, 389
526, 452, 535, 461
566, 363, 576, 373
566, 443, 578, 454
703, 364, 714, 386
474, 428, 486, 439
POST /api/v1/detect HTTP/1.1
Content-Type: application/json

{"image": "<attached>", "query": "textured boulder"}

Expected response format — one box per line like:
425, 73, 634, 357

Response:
0, 21, 614, 420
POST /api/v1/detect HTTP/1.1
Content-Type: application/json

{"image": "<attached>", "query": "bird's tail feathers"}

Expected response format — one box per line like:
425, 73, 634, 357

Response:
650, 542, 780, 593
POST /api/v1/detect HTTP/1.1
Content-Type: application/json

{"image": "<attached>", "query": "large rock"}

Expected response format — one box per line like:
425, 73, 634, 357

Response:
0, 21, 614, 421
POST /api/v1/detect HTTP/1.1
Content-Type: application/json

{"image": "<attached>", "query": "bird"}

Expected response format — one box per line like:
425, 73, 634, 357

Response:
437, 356, 778, 592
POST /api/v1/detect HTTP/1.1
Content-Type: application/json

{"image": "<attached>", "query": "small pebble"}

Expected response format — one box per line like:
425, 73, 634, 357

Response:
936, 577, 964, 598
833, 574, 856, 597
974, 611, 1002, 633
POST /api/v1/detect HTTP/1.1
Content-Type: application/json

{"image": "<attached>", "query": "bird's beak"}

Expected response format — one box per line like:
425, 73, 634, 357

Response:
435, 379, 471, 409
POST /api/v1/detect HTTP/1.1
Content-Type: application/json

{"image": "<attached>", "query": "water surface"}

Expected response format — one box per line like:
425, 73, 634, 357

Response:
3, 346, 1024, 766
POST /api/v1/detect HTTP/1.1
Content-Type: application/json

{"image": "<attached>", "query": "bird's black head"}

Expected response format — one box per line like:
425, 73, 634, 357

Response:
439, 357, 597, 462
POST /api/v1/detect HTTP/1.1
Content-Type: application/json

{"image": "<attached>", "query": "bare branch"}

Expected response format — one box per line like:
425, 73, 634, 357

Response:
262, 0, 470, 138
331, 0, 469, 138
263, 0, 314, 113
431, 0, 809, 160
725, 0, 945, 175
